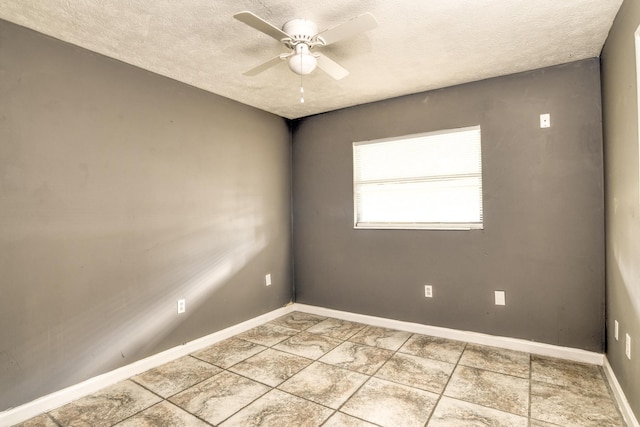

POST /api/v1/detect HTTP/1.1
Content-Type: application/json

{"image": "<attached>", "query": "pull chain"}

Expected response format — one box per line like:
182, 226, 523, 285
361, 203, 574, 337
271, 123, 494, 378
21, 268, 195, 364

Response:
300, 69, 305, 103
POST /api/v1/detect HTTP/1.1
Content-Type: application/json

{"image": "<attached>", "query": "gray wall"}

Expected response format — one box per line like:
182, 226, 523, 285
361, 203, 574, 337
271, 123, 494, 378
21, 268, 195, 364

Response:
292, 59, 605, 352
0, 20, 292, 411
601, 0, 640, 419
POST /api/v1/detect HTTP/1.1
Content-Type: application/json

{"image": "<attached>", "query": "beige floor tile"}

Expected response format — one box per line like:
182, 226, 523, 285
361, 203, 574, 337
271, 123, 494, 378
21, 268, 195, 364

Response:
219, 389, 333, 427
12, 414, 58, 427
458, 344, 530, 378
268, 312, 327, 331
235, 323, 299, 346
132, 355, 221, 398
399, 334, 466, 364
278, 361, 368, 409
375, 352, 454, 393
530, 381, 624, 427
444, 365, 529, 416
273, 331, 342, 359
348, 325, 412, 351
341, 377, 438, 427
319, 341, 394, 375
229, 348, 312, 387
49, 380, 161, 427
191, 337, 266, 368
114, 401, 209, 426
428, 396, 528, 426
529, 419, 564, 426
306, 318, 366, 340
169, 371, 269, 425
531, 355, 609, 396
323, 412, 379, 427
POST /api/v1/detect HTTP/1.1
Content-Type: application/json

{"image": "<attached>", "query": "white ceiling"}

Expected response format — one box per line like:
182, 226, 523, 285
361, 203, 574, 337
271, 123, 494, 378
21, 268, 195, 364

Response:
0, 1, 623, 119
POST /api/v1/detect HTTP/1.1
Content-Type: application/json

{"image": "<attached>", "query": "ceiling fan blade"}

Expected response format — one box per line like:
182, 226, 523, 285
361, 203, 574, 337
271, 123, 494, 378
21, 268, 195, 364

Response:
234, 11, 290, 41
316, 12, 377, 46
316, 53, 349, 80
243, 55, 284, 76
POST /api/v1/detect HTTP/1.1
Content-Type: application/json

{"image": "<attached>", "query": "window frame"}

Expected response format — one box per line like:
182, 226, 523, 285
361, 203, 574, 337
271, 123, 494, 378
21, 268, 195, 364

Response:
352, 125, 484, 231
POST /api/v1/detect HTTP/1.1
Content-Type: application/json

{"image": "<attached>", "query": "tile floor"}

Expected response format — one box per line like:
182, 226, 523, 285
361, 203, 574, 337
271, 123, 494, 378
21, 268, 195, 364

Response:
15, 311, 626, 427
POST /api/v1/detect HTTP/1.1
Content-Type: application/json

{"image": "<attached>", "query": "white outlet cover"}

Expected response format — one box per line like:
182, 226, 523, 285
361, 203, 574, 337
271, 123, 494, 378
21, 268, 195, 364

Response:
540, 113, 551, 128
495, 291, 506, 306
177, 299, 186, 314
626, 333, 631, 359
265, 273, 272, 286
424, 285, 433, 298
615, 320, 619, 340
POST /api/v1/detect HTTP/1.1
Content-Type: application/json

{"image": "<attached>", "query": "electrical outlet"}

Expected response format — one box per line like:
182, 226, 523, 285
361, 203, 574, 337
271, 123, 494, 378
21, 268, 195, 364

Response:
265, 273, 272, 286
177, 299, 186, 314
424, 285, 433, 298
494, 291, 506, 306
540, 113, 551, 128
615, 320, 619, 341
626, 334, 631, 359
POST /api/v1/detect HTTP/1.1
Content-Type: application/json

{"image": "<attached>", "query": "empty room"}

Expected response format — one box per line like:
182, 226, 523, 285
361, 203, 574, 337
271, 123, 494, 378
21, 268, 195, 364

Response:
1, 1, 639, 426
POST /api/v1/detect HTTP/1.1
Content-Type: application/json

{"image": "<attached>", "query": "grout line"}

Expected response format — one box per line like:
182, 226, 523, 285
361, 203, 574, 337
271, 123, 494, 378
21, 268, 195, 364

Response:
108, 400, 163, 427
208, 319, 354, 426
423, 341, 468, 427
164, 400, 215, 426
128, 378, 165, 400
276, 320, 384, 425
437, 394, 534, 423
45, 412, 62, 427
319, 408, 338, 427
134, 336, 277, 426
317, 409, 338, 426
324, 327, 377, 425
312, 325, 382, 426
209, 359, 277, 426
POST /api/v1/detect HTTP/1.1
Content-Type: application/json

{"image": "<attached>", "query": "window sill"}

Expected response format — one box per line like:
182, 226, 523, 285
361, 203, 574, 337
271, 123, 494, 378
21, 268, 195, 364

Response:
354, 222, 483, 230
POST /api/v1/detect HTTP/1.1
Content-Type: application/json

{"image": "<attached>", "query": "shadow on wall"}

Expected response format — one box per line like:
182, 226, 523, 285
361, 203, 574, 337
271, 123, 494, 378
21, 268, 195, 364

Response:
610, 218, 640, 318
0, 203, 269, 410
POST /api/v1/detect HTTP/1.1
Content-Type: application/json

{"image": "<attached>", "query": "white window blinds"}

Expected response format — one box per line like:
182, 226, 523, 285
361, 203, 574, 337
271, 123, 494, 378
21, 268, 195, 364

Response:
353, 125, 483, 230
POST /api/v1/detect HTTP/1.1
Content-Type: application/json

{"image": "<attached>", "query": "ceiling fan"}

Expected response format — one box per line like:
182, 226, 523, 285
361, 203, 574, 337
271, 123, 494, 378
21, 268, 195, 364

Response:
234, 11, 378, 80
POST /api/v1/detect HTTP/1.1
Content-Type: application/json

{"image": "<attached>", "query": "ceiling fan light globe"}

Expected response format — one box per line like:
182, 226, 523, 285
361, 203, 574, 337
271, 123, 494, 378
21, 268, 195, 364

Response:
288, 53, 317, 75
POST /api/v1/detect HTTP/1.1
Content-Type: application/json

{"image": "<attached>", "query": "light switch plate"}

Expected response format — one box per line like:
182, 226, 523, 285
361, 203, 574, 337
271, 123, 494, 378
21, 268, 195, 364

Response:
495, 291, 506, 306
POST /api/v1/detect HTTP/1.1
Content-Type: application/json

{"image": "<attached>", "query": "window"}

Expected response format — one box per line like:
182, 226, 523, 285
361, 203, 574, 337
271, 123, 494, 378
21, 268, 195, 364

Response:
353, 125, 483, 230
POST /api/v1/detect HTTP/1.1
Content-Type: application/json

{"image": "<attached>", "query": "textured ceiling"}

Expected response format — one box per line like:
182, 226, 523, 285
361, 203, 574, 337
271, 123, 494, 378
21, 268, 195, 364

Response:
0, 1, 623, 119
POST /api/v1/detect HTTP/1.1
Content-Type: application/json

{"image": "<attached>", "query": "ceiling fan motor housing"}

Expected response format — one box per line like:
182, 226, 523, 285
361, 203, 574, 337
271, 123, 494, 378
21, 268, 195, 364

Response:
282, 19, 319, 48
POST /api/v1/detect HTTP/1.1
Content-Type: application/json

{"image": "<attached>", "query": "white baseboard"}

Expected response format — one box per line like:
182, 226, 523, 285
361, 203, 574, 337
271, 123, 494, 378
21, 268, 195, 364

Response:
604, 356, 640, 427
0, 305, 295, 427
293, 303, 604, 365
